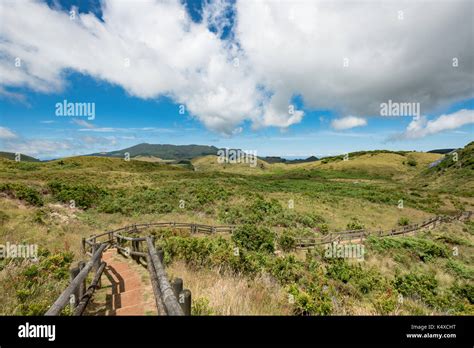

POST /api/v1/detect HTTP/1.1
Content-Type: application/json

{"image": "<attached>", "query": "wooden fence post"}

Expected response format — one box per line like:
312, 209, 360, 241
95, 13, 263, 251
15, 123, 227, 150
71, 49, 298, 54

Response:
157, 249, 164, 263
69, 266, 80, 307
92, 244, 102, 288
132, 240, 140, 263
78, 261, 86, 301
81, 238, 86, 254
172, 278, 183, 298
131, 240, 136, 262
179, 289, 192, 315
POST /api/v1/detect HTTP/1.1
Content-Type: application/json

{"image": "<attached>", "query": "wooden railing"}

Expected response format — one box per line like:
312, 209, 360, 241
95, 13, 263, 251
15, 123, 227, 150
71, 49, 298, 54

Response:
45, 243, 107, 316
48, 223, 235, 316
48, 213, 471, 315
294, 211, 473, 248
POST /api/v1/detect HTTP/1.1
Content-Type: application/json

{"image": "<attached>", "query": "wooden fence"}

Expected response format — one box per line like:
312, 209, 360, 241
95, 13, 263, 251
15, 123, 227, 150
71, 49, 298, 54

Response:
47, 223, 235, 316
47, 212, 471, 315
294, 210, 473, 249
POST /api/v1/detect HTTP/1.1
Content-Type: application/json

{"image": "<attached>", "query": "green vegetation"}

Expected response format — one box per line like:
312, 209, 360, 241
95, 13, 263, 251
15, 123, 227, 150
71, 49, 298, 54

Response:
0, 183, 43, 206
0, 142, 472, 315
0, 248, 73, 315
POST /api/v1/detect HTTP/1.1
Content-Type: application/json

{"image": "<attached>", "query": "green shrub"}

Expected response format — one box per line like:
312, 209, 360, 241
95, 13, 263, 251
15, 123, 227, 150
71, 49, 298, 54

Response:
192, 297, 214, 315
346, 217, 365, 230
352, 267, 385, 294
278, 233, 296, 252
367, 236, 448, 262
317, 223, 329, 234
326, 259, 353, 283
372, 290, 397, 314
446, 260, 474, 280
232, 225, 275, 253
48, 181, 107, 209
0, 183, 43, 206
398, 217, 410, 226
7, 249, 74, 315
288, 284, 332, 316
393, 272, 438, 304
160, 236, 265, 277
407, 158, 417, 167
269, 255, 304, 284
451, 282, 474, 304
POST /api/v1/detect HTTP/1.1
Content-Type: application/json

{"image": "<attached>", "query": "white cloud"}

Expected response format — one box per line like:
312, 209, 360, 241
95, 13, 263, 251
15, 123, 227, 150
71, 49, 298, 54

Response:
0, 0, 472, 133
236, 0, 473, 121
331, 116, 367, 130
392, 109, 474, 140
2, 139, 73, 156
72, 119, 95, 129
0, 127, 17, 139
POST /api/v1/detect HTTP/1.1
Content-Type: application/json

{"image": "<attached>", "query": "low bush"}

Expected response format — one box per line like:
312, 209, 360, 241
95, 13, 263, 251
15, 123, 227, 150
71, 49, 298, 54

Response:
371, 290, 398, 314
346, 217, 365, 230
367, 236, 448, 262
192, 297, 214, 315
445, 260, 473, 280
268, 255, 305, 284
277, 231, 296, 252
398, 217, 410, 226
0, 183, 43, 206
288, 284, 332, 316
48, 181, 107, 209
393, 272, 438, 304
232, 225, 275, 253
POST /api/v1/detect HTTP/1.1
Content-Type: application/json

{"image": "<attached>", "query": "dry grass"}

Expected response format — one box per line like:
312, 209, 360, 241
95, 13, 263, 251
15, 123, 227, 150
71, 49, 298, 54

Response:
167, 261, 292, 315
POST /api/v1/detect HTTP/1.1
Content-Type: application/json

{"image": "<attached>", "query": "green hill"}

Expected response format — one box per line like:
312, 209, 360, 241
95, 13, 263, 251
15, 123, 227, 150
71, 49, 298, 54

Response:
417, 142, 474, 196
0, 151, 40, 162
88, 143, 219, 160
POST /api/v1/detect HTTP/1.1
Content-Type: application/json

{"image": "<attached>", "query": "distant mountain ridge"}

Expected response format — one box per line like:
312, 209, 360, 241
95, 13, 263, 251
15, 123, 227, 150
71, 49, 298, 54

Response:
88, 143, 219, 160
260, 156, 319, 164
428, 148, 456, 154
87, 144, 322, 163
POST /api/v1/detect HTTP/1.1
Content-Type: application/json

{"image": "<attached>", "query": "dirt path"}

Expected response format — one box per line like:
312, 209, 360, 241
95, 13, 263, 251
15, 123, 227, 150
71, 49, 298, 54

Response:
88, 248, 157, 316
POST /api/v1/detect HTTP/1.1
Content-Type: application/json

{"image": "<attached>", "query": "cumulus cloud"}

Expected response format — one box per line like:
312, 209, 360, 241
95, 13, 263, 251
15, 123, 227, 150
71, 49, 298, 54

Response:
0, 129, 119, 157
331, 116, 367, 130
72, 119, 95, 129
0, 127, 17, 139
0, 0, 472, 133
390, 109, 474, 140
1, 138, 74, 156
235, 0, 473, 122
0, 0, 260, 134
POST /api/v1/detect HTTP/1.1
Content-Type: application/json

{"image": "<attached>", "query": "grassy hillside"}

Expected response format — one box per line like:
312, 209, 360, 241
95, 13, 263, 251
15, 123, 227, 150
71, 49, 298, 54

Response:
0, 144, 472, 315
416, 142, 474, 196
293, 151, 443, 180
0, 152, 40, 162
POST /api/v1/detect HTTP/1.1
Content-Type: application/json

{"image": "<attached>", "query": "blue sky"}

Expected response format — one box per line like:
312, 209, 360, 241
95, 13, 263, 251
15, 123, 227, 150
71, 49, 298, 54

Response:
0, 0, 472, 159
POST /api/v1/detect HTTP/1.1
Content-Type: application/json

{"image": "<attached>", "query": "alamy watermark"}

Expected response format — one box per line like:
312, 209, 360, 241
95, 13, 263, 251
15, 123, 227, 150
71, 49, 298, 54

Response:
380, 99, 420, 118
55, 99, 95, 120
217, 148, 258, 168
324, 242, 365, 261
0, 242, 38, 260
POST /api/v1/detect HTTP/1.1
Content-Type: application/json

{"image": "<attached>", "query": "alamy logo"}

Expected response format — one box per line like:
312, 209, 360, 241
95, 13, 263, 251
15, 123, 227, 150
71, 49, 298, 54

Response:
217, 148, 258, 167
18, 323, 56, 341
380, 99, 420, 118
324, 242, 365, 261
55, 99, 95, 120
0, 242, 38, 260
